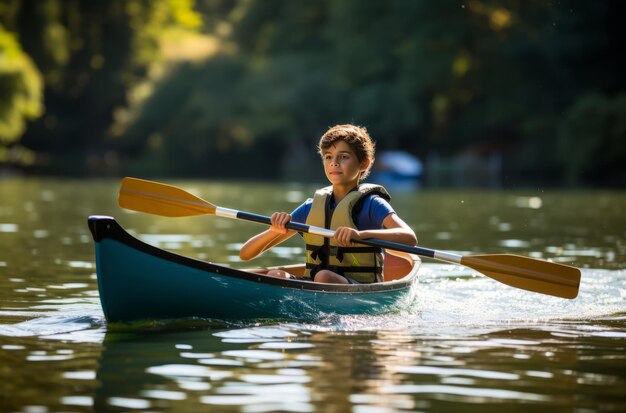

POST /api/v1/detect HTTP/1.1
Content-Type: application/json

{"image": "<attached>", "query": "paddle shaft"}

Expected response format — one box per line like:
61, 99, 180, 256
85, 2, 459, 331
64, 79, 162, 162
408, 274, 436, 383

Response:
215, 207, 458, 263
216, 206, 579, 290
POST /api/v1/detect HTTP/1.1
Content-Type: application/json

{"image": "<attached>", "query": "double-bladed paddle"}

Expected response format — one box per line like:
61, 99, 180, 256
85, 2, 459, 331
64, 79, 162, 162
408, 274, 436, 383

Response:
118, 177, 581, 299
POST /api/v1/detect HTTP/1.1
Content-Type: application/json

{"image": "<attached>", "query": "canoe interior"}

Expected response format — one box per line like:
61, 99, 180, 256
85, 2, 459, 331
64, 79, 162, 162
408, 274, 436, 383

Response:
246, 249, 416, 282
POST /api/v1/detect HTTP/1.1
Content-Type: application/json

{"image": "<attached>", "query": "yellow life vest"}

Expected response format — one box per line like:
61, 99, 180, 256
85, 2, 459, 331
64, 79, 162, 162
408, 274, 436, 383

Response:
303, 184, 391, 283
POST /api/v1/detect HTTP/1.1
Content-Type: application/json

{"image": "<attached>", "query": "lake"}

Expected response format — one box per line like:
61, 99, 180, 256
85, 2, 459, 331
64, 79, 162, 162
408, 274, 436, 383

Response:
0, 177, 625, 412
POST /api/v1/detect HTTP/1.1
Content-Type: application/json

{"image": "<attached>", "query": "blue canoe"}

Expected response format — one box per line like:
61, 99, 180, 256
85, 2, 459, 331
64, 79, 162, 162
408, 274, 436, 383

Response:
88, 215, 421, 322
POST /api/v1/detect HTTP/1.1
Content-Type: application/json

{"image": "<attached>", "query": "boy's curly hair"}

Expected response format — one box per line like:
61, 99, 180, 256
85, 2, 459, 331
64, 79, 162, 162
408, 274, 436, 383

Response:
318, 124, 376, 180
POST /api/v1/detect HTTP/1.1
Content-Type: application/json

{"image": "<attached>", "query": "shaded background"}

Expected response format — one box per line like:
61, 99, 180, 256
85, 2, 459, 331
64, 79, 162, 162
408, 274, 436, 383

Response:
1, 0, 625, 187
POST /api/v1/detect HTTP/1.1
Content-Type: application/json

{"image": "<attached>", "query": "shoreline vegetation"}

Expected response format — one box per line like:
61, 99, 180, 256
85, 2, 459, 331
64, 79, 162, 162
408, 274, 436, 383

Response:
1, 1, 625, 187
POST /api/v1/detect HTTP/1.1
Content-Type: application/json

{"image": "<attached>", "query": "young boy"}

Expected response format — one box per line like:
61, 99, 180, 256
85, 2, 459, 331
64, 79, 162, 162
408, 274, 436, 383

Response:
239, 124, 417, 284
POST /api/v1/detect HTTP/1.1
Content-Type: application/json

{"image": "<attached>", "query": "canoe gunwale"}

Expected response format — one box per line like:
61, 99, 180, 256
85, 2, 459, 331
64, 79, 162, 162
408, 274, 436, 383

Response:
88, 216, 419, 294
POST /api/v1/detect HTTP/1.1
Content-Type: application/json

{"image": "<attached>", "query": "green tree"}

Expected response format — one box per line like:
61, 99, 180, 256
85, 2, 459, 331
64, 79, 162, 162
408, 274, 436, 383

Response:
0, 24, 43, 164
559, 93, 626, 186
4, 0, 623, 186
1, 0, 202, 173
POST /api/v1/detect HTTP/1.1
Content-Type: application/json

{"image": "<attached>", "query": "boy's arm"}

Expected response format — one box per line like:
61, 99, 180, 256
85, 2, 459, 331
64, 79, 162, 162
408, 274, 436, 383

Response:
334, 213, 417, 247
239, 212, 297, 260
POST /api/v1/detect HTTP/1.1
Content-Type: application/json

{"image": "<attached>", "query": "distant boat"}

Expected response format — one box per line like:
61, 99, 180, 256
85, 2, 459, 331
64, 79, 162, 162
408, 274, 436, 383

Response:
369, 151, 422, 190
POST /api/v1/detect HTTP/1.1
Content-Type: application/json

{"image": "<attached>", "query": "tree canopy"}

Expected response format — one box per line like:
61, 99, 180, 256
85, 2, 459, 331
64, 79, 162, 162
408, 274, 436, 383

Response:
1, 0, 625, 186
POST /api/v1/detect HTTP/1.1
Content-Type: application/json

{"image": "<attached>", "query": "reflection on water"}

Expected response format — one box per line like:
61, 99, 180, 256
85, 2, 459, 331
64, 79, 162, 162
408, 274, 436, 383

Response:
0, 177, 625, 412
87, 320, 626, 412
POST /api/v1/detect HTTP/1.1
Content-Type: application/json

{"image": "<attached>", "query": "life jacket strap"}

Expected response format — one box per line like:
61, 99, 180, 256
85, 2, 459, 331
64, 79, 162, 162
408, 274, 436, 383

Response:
305, 244, 381, 254
305, 263, 383, 275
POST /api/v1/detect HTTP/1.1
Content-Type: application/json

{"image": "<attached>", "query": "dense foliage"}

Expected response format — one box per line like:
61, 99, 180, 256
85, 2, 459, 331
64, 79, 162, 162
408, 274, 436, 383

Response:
1, 0, 624, 186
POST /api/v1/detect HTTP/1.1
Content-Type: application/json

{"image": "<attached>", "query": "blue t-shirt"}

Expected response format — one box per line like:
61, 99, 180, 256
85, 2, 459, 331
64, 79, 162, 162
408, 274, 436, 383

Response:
291, 194, 395, 230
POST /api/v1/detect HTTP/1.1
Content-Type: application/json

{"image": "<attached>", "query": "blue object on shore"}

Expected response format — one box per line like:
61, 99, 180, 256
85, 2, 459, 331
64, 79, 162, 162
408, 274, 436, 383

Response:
369, 151, 422, 190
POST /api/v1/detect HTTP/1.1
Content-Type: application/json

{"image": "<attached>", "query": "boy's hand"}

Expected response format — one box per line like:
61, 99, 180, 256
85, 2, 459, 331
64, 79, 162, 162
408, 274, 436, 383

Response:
334, 226, 361, 247
269, 212, 291, 234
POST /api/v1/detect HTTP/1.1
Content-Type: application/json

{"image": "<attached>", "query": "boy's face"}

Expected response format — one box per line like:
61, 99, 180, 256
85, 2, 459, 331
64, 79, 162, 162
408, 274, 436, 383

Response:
321, 140, 369, 187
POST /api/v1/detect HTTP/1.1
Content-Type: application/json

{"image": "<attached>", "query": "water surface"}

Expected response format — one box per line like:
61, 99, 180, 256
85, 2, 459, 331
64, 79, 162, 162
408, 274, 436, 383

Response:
0, 177, 625, 412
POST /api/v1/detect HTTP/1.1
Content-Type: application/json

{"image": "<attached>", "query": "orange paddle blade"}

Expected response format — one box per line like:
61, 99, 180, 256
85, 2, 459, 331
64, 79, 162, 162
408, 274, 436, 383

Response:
461, 254, 581, 299
118, 177, 216, 217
